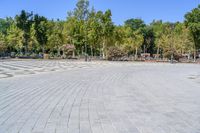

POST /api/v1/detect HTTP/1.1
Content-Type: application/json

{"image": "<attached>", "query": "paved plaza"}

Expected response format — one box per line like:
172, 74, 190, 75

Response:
0, 60, 200, 133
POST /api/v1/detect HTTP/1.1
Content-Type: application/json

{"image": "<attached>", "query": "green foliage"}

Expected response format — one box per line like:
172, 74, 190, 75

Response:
38, 22, 47, 51
86, 8, 102, 55
6, 23, 24, 52
185, 5, 200, 49
64, 16, 84, 55
113, 26, 126, 47
125, 18, 146, 31
34, 16, 48, 53
99, 9, 114, 58
15, 10, 33, 52
28, 23, 39, 52
47, 21, 65, 52
123, 26, 135, 52
0, 2, 199, 61
0, 33, 6, 52
0, 18, 13, 34
73, 0, 90, 21
174, 23, 194, 53
141, 26, 155, 54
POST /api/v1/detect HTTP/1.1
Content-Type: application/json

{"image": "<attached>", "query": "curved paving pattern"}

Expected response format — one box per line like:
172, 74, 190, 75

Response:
0, 60, 110, 79
0, 60, 200, 133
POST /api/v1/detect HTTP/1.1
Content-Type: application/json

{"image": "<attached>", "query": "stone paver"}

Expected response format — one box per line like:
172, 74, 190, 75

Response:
0, 60, 200, 133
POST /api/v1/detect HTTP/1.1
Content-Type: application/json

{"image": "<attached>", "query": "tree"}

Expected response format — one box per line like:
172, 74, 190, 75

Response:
0, 18, 13, 34
185, 5, 200, 61
65, 0, 90, 57
15, 10, 33, 53
0, 33, 6, 53
123, 26, 134, 54
28, 23, 38, 53
99, 10, 114, 59
123, 26, 144, 59
47, 21, 65, 54
113, 26, 127, 47
38, 21, 48, 53
159, 30, 175, 59
152, 21, 177, 59
156, 24, 180, 60
141, 26, 155, 55
125, 18, 146, 31
33, 14, 48, 54
73, 0, 89, 21
0, 18, 7, 34
6, 23, 24, 52
133, 30, 144, 59
151, 20, 165, 58
86, 8, 102, 56
0, 0, 197, 60
64, 16, 82, 55
174, 23, 194, 55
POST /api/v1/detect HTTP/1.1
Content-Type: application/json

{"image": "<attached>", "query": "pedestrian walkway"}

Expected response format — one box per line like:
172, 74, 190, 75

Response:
0, 60, 200, 133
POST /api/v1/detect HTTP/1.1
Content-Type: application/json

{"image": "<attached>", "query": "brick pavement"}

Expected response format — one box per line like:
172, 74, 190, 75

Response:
0, 60, 200, 133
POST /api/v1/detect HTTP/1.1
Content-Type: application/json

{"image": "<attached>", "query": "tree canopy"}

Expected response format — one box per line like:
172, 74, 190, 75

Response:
0, 0, 199, 61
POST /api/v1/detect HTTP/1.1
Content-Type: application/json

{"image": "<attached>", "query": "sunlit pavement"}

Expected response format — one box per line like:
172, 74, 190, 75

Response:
0, 60, 200, 133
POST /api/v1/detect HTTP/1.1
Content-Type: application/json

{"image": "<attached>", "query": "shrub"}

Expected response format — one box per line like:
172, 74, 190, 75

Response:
163, 50, 182, 61
107, 47, 125, 61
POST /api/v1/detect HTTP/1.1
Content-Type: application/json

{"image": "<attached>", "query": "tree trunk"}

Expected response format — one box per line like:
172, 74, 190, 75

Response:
156, 46, 160, 59
99, 45, 102, 58
90, 46, 93, 57
135, 47, 138, 60
102, 42, 105, 59
193, 39, 197, 62
170, 54, 174, 64
81, 46, 84, 56
194, 48, 196, 62
42, 44, 45, 54
94, 49, 96, 57
57, 48, 60, 56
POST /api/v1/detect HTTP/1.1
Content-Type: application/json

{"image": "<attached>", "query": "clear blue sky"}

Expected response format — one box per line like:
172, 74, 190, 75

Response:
0, 0, 199, 25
